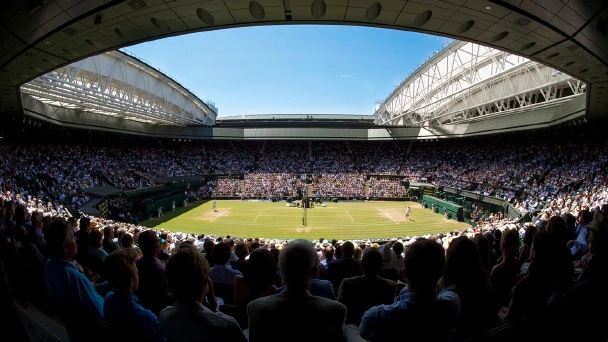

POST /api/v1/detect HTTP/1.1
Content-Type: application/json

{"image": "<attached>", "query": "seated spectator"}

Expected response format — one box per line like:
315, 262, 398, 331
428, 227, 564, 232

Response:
121, 233, 142, 259
327, 241, 362, 294
359, 239, 460, 341
578, 209, 608, 282
103, 248, 162, 341
567, 209, 593, 261
519, 226, 536, 267
74, 216, 93, 266
544, 216, 574, 297
498, 231, 555, 323
490, 228, 521, 309
209, 242, 242, 304
247, 240, 347, 341
160, 243, 246, 341
378, 243, 399, 282
320, 244, 335, 273
44, 218, 104, 341
392, 241, 405, 278
25, 210, 46, 255
135, 230, 170, 317
88, 230, 108, 280
441, 236, 495, 341
229, 242, 249, 274
337, 247, 397, 326
102, 225, 119, 255
231, 248, 277, 329
234, 248, 277, 307
202, 239, 215, 267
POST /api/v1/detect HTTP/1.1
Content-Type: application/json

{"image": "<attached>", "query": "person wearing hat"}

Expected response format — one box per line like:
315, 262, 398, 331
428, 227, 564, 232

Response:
378, 243, 398, 282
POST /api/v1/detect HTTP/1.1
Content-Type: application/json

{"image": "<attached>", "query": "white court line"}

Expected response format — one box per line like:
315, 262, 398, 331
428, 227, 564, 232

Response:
210, 207, 231, 223
253, 210, 264, 223
345, 210, 354, 223
376, 207, 398, 223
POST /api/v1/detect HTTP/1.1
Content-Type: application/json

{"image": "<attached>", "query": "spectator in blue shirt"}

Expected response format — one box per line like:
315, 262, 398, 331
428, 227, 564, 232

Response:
568, 209, 593, 260
44, 218, 105, 341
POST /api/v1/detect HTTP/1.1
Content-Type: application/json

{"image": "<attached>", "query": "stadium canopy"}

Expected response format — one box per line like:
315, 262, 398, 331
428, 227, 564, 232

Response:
20, 50, 216, 127
374, 40, 586, 131
0, 0, 606, 136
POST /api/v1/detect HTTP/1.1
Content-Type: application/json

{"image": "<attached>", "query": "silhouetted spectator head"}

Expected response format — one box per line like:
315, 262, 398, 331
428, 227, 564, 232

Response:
122, 233, 134, 249
442, 236, 483, 288
89, 230, 103, 249
212, 242, 231, 265
279, 240, 318, 290
166, 243, 210, 303
403, 238, 445, 293
392, 241, 404, 257
245, 248, 276, 291
341, 241, 355, 259
45, 219, 76, 259
324, 246, 335, 259
138, 230, 160, 256
361, 247, 383, 276
234, 242, 250, 260
500, 229, 519, 258
546, 215, 568, 244
103, 225, 114, 241
105, 248, 138, 292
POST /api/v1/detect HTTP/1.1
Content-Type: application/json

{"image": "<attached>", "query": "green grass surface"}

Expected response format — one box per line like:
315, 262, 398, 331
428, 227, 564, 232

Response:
140, 200, 470, 241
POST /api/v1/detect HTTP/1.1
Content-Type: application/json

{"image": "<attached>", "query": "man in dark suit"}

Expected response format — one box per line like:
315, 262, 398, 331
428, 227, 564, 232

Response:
328, 241, 362, 293
247, 240, 347, 341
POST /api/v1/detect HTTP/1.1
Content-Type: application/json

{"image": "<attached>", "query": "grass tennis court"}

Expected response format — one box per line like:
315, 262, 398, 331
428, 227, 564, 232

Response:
140, 200, 470, 241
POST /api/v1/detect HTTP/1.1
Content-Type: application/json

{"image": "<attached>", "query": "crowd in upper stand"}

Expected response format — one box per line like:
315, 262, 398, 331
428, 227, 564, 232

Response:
1, 126, 608, 340
1, 128, 607, 217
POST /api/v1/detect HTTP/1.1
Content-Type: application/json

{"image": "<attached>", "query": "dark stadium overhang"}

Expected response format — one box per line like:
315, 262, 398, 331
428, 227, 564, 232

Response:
83, 185, 123, 197
0, 0, 607, 131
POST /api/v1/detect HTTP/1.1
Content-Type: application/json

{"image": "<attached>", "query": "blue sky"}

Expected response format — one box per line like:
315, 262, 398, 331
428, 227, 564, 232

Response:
122, 25, 451, 117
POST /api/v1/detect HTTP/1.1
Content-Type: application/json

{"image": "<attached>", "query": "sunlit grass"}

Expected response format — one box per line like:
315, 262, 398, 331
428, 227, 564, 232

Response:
140, 200, 469, 241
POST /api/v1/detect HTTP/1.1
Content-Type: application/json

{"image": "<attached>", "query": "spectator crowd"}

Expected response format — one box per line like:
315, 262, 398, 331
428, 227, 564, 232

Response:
1, 126, 608, 341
